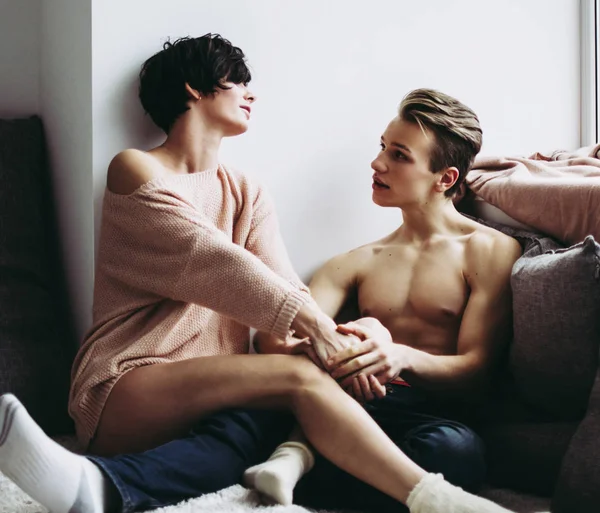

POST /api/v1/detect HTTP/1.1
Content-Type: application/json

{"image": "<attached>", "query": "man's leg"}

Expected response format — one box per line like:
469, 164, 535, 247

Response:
90, 409, 293, 512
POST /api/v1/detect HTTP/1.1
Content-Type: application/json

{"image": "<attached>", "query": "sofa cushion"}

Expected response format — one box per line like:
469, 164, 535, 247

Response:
479, 418, 577, 496
510, 236, 600, 419
0, 116, 75, 435
552, 370, 600, 513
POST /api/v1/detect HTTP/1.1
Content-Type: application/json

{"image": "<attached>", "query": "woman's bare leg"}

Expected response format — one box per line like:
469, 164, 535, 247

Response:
91, 354, 418, 504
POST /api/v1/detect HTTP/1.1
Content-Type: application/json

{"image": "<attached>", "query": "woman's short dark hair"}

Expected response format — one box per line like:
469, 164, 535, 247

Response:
139, 33, 251, 133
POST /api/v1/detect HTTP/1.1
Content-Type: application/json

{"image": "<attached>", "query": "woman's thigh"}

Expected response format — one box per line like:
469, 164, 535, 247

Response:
91, 354, 324, 456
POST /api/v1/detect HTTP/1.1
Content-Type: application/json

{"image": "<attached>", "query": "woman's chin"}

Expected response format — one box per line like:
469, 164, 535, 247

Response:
222, 120, 249, 137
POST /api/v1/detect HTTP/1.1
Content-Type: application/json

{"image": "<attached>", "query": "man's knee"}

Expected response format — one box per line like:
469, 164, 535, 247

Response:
402, 422, 486, 492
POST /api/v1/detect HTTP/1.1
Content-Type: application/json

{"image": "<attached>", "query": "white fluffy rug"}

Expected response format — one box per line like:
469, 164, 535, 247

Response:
0, 469, 553, 513
0, 476, 331, 513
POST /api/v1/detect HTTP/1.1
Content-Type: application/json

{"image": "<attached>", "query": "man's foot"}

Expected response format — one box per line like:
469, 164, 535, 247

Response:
243, 441, 314, 505
407, 473, 515, 513
0, 394, 108, 513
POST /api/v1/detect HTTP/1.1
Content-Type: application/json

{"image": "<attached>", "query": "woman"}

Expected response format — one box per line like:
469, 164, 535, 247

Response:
0, 34, 511, 513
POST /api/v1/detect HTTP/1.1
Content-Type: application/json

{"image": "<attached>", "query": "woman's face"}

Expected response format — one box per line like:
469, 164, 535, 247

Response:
200, 81, 255, 137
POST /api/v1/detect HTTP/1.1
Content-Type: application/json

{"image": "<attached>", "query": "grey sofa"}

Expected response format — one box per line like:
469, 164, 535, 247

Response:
467, 217, 600, 513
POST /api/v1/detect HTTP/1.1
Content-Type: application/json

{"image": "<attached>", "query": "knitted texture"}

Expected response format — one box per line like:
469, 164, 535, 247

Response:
69, 165, 310, 448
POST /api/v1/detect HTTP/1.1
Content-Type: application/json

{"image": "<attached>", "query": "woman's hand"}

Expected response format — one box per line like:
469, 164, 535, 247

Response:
286, 337, 325, 369
329, 318, 404, 388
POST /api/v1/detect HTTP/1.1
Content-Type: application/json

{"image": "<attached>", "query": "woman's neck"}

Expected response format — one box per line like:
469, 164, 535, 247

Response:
154, 114, 222, 174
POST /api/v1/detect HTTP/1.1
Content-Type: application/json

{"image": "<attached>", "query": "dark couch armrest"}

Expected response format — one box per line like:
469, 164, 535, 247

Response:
552, 371, 600, 513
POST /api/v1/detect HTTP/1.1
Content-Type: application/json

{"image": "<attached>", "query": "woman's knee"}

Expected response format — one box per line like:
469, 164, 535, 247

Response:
403, 423, 486, 491
281, 357, 334, 405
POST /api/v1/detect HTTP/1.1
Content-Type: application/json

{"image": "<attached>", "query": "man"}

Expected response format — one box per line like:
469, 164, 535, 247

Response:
247, 88, 522, 512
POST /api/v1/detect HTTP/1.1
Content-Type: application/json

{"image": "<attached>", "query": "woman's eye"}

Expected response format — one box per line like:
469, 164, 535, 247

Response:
394, 151, 406, 160
379, 143, 385, 151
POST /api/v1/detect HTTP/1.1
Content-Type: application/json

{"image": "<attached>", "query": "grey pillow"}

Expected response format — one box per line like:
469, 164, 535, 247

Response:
510, 236, 600, 419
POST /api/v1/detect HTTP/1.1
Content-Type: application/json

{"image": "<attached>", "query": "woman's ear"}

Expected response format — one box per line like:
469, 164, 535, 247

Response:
184, 83, 201, 101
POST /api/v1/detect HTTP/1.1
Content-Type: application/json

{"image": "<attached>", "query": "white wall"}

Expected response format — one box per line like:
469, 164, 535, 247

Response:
0, 0, 40, 116
0, 0, 578, 336
40, 0, 94, 337
92, 0, 580, 289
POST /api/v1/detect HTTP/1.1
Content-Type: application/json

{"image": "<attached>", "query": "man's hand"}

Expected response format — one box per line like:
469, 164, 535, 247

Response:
329, 318, 404, 388
345, 374, 387, 403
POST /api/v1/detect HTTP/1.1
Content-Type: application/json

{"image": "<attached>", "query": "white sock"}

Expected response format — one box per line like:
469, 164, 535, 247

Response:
407, 473, 515, 513
0, 394, 109, 513
243, 441, 315, 505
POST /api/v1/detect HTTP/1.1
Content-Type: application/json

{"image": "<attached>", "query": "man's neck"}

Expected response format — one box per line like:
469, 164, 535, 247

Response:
395, 198, 466, 244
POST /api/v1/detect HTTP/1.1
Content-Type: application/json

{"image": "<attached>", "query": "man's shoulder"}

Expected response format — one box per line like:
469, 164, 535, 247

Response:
465, 225, 522, 283
315, 244, 373, 283
467, 225, 522, 259
106, 149, 163, 195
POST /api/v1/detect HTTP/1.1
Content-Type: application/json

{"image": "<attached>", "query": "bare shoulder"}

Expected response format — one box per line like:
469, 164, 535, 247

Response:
311, 244, 372, 286
465, 225, 523, 286
106, 149, 164, 195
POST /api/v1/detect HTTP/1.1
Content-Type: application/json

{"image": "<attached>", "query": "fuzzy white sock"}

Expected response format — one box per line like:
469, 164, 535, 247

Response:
407, 473, 515, 513
0, 394, 109, 513
243, 441, 315, 505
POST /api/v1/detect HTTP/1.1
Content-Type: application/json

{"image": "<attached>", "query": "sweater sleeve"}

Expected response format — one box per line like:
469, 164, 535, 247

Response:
101, 186, 311, 339
245, 187, 309, 294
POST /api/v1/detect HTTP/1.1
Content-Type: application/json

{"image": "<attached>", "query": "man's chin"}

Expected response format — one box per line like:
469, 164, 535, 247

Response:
371, 195, 395, 208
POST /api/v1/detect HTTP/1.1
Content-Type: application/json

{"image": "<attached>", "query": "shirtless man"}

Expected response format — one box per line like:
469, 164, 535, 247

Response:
245, 88, 522, 512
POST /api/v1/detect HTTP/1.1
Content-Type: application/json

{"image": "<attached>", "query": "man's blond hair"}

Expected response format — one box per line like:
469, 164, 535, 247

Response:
398, 89, 482, 197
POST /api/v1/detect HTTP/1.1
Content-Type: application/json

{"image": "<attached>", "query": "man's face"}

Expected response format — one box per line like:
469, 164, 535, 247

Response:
370, 117, 439, 209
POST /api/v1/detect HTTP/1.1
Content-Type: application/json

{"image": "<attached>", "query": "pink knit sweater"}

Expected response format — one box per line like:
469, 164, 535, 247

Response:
69, 165, 311, 448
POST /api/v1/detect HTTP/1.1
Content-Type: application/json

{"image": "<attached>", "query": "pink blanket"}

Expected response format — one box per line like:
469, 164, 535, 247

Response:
466, 144, 600, 246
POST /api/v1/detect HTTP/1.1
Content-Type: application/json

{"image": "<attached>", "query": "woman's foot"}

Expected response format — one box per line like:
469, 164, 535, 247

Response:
0, 394, 109, 513
407, 473, 514, 513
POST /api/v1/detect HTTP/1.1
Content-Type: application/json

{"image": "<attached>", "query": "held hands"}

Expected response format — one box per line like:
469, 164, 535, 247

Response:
292, 308, 401, 403
290, 328, 387, 402
328, 317, 403, 389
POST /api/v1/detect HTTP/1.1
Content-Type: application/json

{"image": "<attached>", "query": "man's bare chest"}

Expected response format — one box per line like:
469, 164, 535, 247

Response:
356, 244, 470, 327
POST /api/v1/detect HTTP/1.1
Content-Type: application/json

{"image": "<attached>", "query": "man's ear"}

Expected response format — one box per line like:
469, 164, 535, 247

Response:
185, 82, 201, 101
436, 167, 459, 194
